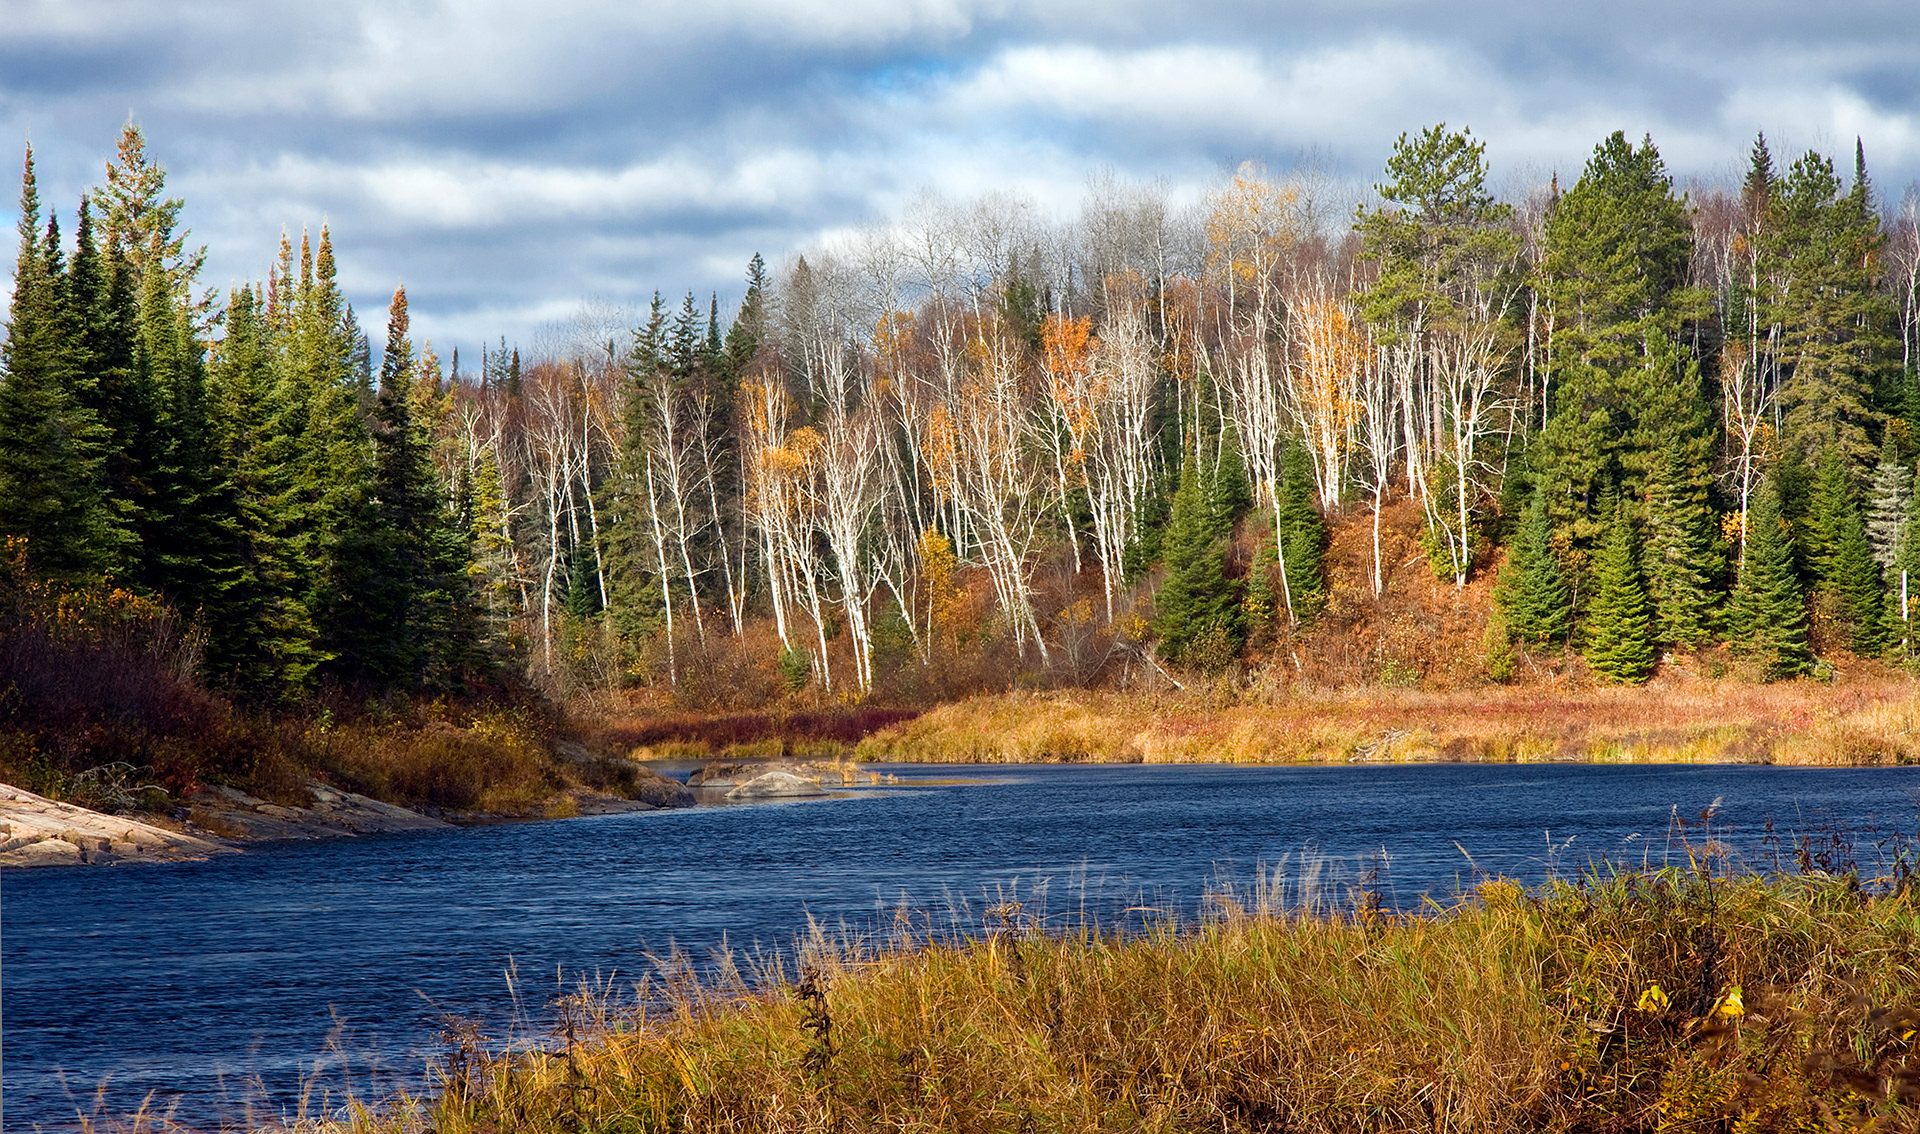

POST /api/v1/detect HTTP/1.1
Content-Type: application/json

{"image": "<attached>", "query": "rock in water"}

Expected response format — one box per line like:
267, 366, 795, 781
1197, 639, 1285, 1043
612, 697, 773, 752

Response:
725, 771, 828, 800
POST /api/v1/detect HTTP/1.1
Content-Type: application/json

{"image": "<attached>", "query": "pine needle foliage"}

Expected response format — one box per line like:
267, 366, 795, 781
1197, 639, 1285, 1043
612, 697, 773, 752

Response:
1496, 492, 1572, 646
1730, 477, 1814, 680
1582, 503, 1656, 683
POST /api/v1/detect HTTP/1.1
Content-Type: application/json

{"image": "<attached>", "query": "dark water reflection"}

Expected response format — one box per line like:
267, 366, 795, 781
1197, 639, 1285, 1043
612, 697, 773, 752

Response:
6, 761, 1919, 1129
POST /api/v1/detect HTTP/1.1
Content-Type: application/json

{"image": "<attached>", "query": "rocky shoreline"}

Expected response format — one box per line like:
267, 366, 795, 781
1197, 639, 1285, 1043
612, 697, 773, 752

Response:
1, 757, 898, 869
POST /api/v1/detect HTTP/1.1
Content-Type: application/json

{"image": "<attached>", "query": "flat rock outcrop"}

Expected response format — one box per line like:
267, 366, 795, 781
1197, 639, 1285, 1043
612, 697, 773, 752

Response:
188, 783, 455, 840
0, 784, 230, 868
725, 771, 829, 800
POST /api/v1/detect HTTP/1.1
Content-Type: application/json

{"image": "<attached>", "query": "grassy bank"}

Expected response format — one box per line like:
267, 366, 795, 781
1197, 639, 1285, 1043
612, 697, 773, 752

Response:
855, 678, 1920, 766
354, 865, 1920, 1133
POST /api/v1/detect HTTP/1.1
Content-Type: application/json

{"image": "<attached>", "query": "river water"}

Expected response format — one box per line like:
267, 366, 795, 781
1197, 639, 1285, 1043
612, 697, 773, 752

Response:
6, 761, 1920, 1130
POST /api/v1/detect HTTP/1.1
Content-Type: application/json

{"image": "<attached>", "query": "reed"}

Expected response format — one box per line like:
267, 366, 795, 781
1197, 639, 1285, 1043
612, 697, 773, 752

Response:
269, 860, 1920, 1134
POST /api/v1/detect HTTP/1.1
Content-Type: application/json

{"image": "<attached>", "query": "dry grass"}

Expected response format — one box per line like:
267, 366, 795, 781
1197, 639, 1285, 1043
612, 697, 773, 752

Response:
856, 676, 1920, 767
253, 865, 1920, 1134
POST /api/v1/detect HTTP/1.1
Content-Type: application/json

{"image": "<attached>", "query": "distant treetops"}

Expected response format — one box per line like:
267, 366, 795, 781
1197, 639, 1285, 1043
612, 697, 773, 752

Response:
6, 122, 1919, 700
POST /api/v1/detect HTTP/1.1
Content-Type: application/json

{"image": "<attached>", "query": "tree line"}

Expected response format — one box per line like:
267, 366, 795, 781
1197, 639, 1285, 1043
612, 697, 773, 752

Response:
6, 122, 1920, 703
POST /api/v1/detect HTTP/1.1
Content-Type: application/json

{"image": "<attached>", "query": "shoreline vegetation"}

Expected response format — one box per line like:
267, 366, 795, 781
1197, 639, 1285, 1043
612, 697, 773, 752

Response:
190, 860, 1920, 1134
13, 125, 1920, 862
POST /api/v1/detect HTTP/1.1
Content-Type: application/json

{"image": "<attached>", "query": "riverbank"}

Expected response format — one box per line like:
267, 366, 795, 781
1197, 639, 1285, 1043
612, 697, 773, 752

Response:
380, 868, 1920, 1133
853, 677, 1920, 766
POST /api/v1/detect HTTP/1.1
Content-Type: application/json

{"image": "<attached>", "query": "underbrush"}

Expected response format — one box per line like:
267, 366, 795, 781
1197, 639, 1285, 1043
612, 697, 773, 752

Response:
857, 681, 1920, 766
287, 862, 1920, 1134
0, 547, 626, 818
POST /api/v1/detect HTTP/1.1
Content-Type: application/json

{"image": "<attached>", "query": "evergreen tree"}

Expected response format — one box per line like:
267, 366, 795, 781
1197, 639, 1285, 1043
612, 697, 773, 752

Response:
1865, 438, 1911, 571
1532, 132, 1696, 551
1829, 504, 1889, 656
1582, 502, 1656, 683
209, 284, 317, 692
1769, 146, 1893, 471
1638, 339, 1722, 648
1274, 442, 1326, 624
67, 194, 144, 569
1152, 445, 1241, 665
0, 148, 118, 577
1496, 491, 1573, 646
1890, 482, 1920, 655
1729, 476, 1813, 679
1205, 429, 1254, 532
134, 238, 238, 621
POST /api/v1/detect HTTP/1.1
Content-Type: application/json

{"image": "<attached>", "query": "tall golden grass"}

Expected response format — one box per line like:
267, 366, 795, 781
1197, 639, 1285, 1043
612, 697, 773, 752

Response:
856, 679, 1920, 767
256, 862, 1920, 1134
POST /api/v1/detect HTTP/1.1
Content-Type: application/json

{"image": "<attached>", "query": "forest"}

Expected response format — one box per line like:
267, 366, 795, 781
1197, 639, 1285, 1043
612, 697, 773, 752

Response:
6, 120, 1920, 734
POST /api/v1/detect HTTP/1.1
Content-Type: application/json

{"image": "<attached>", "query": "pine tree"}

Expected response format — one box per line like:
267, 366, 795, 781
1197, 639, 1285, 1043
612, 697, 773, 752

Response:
1496, 491, 1573, 646
1532, 132, 1696, 550
1829, 505, 1889, 656
1639, 340, 1722, 648
1865, 438, 1911, 571
208, 284, 317, 693
1274, 441, 1326, 624
1729, 476, 1813, 679
1582, 503, 1656, 683
1769, 146, 1893, 471
0, 148, 117, 577
1152, 445, 1241, 666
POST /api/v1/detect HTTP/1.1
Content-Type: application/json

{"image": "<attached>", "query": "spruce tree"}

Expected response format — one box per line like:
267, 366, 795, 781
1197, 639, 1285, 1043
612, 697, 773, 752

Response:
1865, 438, 1911, 571
1152, 445, 1241, 666
1496, 491, 1573, 646
1639, 341, 1722, 648
1532, 132, 1696, 550
1890, 483, 1920, 655
1730, 476, 1813, 679
1805, 447, 1887, 653
1829, 506, 1889, 656
1768, 147, 1893, 471
0, 148, 117, 577
1582, 503, 1656, 683
209, 284, 317, 693
1274, 442, 1326, 624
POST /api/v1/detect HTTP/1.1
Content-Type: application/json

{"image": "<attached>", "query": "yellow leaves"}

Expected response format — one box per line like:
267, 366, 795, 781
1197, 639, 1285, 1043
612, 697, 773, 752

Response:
925, 403, 959, 499
1721, 510, 1746, 545
1041, 313, 1096, 384
1638, 984, 1671, 1012
918, 529, 966, 644
1711, 986, 1744, 1019
873, 310, 916, 371
1205, 162, 1298, 286
1289, 295, 1367, 454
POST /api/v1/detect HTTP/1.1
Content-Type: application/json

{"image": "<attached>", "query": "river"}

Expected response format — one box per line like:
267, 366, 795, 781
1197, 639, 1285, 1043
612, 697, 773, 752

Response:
6, 761, 1919, 1130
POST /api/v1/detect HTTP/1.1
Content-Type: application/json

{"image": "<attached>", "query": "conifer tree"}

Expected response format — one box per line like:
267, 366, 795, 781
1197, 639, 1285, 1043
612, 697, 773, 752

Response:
1890, 483, 1920, 655
1152, 445, 1241, 665
1638, 341, 1722, 648
1769, 146, 1893, 471
1496, 491, 1573, 646
1865, 438, 1911, 571
1274, 441, 1326, 624
1582, 502, 1656, 683
0, 148, 118, 577
1730, 476, 1813, 679
1829, 504, 1889, 656
1532, 133, 1696, 551
68, 195, 144, 568
209, 284, 317, 692
134, 238, 238, 620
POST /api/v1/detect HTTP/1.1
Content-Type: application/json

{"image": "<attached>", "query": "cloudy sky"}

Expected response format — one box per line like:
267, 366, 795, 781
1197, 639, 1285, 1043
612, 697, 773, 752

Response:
5, 0, 1920, 356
